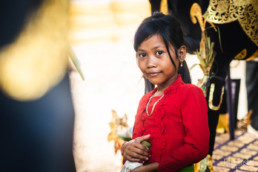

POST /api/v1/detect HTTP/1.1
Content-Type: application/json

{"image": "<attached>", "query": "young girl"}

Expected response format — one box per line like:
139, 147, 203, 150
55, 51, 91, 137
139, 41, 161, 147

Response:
121, 12, 210, 172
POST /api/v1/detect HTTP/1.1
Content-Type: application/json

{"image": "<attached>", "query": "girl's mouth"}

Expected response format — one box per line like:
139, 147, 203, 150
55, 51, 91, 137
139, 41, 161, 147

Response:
148, 72, 161, 77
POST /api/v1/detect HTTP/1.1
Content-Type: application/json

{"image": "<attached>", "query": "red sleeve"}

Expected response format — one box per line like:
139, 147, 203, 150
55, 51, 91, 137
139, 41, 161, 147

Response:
121, 96, 145, 164
158, 86, 210, 171
132, 92, 153, 139
132, 96, 145, 139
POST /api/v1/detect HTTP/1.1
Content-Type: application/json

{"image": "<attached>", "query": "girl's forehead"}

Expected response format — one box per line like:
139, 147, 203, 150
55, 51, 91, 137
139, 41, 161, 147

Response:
147, 34, 163, 41
138, 34, 175, 51
140, 34, 165, 46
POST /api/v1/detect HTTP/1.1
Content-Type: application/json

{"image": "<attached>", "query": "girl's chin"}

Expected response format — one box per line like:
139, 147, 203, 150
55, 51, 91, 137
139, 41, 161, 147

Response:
145, 77, 164, 85
148, 80, 161, 86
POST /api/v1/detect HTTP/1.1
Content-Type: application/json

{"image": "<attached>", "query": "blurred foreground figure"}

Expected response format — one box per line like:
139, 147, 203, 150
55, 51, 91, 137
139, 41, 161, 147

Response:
0, 75, 76, 172
0, 0, 76, 171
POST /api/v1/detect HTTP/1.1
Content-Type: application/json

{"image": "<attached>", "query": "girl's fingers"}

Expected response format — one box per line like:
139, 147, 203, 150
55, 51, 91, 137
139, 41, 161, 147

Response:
125, 155, 140, 162
131, 152, 149, 161
126, 145, 149, 160
122, 135, 151, 161
124, 150, 140, 162
131, 139, 150, 152
129, 142, 149, 154
135, 134, 151, 143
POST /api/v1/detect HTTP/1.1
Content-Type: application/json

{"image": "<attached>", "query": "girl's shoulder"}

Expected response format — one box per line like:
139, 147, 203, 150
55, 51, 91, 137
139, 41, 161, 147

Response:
180, 83, 201, 90
179, 83, 205, 97
178, 83, 208, 110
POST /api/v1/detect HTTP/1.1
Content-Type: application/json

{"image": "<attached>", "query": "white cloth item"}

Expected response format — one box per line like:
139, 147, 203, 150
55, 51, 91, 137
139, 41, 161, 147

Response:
121, 161, 143, 172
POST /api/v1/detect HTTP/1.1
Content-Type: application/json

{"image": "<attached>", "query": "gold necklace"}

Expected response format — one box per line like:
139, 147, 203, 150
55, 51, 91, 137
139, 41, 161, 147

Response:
146, 94, 164, 116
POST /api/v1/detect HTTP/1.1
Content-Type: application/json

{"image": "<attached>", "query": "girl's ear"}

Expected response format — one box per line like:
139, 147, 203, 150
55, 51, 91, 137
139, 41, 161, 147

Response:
177, 45, 187, 62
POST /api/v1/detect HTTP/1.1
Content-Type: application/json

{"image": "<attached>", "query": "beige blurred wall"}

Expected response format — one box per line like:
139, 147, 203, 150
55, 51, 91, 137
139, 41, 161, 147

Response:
69, 0, 151, 44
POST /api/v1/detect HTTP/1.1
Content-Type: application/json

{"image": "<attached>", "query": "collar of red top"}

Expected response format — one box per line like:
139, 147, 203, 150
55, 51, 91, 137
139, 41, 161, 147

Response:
148, 74, 184, 97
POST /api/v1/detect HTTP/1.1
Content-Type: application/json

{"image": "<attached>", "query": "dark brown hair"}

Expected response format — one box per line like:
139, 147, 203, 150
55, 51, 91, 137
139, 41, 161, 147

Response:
134, 12, 191, 84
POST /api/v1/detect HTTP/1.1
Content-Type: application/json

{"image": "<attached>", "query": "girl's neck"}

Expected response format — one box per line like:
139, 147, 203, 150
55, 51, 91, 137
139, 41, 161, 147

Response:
153, 90, 164, 96
154, 74, 178, 96
153, 84, 172, 96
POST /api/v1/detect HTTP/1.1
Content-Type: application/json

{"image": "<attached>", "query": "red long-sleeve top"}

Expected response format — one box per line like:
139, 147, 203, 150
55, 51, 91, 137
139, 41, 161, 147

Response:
132, 75, 210, 171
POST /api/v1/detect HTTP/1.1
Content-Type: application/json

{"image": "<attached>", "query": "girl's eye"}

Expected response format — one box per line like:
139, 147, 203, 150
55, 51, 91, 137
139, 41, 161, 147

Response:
139, 53, 146, 58
156, 51, 163, 55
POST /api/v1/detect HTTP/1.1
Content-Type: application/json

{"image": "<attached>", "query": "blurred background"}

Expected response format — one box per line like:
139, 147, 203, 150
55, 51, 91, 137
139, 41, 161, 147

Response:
68, 0, 248, 171
0, 0, 250, 171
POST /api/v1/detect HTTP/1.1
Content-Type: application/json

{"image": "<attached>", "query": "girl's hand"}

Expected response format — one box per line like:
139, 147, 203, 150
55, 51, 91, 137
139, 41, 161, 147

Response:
131, 162, 159, 172
122, 134, 151, 162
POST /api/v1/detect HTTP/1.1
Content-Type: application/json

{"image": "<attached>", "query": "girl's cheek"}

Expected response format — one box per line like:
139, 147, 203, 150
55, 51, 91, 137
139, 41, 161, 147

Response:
137, 61, 144, 70
139, 66, 146, 75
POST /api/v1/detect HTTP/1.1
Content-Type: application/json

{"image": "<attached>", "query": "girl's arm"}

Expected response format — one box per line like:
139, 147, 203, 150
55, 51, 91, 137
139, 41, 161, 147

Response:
159, 86, 210, 171
122, 135, 151, 162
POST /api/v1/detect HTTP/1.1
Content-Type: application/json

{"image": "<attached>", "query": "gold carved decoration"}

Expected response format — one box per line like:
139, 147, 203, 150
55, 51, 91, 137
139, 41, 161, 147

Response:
160, 0, 168, 14
190, 3, 205, 32
234, 49, 247, 60
246, 50, 258, 61
191, 3, 217, 32
204, 0, 258, 46
209, 83, 225, 111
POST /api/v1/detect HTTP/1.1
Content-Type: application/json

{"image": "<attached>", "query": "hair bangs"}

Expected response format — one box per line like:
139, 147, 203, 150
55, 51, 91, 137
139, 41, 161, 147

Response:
134, 21, 161, 51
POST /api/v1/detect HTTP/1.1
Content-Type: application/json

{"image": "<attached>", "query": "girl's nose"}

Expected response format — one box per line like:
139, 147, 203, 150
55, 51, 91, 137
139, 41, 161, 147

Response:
146, 55, 157, 68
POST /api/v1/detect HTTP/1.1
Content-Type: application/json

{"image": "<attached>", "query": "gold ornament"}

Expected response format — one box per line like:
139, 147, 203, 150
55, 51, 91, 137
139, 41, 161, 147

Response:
204, 0, 258, 46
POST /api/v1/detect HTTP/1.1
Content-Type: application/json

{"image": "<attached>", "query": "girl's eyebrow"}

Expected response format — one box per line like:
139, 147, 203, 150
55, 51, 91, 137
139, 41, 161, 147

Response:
151, 45, 163, 50
138, 45, 164, 52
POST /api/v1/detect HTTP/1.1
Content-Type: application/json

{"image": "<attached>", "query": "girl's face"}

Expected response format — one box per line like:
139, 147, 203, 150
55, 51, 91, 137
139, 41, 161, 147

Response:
137, 34, 185, 90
